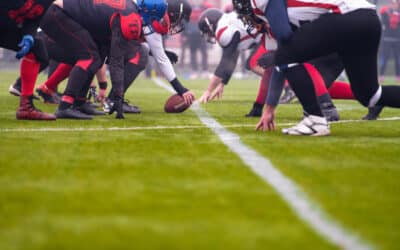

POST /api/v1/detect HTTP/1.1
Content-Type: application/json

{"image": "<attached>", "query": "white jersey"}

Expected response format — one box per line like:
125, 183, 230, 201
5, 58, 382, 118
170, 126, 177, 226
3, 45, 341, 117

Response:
215, 12, 262, 51
251, 0, 375, 27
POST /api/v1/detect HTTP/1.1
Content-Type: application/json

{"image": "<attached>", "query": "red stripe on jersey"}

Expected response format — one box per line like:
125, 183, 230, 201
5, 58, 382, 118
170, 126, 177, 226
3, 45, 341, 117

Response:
287, 0, 341, 13
216, 26, 228, 42
251, 0, 265, 15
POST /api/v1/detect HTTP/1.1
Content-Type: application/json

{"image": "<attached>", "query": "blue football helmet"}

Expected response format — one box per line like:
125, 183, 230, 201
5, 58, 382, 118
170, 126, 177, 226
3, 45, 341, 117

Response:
137, 0, 168, 25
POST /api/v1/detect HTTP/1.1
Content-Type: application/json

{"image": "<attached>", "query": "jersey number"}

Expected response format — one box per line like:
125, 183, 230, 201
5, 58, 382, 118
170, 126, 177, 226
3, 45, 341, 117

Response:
94, 0, 126, 10
8, 0, 44, 24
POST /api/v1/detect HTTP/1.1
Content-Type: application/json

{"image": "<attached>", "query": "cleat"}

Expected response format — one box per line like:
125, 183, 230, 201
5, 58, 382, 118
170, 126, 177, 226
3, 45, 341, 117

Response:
245, 102, 263, 117
103, 98, 112, 113
87, 86, 98, 102
320, 102, 340, 122
9, 84, 21, 96
9, 83, 40, 100
362, 105, 384, 120
122, 100, 141, 114
16, 95, 56, 120
279, 88, 296, 104
55, 107, 93, 120
109, 97, 124, 119
36, 85, 60, 104
75, 102, 105, 115
282, 115, 330, 136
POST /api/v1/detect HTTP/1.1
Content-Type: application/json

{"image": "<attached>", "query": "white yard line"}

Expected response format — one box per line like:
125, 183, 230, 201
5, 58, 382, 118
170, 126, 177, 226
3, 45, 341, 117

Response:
153, 77, 373, 250
1, 118, 399, 133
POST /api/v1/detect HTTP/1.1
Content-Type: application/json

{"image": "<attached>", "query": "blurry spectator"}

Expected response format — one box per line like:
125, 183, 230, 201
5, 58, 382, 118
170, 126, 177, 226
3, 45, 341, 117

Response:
379, 0, 400, 82
183, 0, 212, 78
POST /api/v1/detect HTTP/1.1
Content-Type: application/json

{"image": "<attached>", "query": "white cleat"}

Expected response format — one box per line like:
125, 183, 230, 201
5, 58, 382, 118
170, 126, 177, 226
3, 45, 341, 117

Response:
282, 115, 330, 136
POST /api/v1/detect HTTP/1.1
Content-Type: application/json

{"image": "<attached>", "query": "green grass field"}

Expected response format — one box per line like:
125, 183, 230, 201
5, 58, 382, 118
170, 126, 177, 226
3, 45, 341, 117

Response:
1, 71, 400, 250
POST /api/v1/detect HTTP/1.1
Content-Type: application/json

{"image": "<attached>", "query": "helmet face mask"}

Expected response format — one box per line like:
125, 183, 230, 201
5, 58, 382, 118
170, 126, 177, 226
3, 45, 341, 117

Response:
198, 8, 223, 44
167, 0, 191, 35
200, 17, 216, 44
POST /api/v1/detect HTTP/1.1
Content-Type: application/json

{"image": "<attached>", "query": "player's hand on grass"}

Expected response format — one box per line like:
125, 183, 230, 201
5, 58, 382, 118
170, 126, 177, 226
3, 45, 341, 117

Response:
210, 83, 224, 101
256, 105, 276, 131
182, 90, 195, 105
199, 90, 212, 103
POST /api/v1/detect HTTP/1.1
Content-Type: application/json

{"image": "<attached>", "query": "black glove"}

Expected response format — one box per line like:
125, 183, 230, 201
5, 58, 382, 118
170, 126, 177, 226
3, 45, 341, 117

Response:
257, 51, 276, 69
165, 50, 178, 64
109, 96, 124, 119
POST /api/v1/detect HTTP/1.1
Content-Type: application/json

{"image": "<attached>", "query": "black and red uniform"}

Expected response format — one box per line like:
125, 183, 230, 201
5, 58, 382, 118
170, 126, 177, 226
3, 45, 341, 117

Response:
0, 0, 55, 120
40, 0, 143, 119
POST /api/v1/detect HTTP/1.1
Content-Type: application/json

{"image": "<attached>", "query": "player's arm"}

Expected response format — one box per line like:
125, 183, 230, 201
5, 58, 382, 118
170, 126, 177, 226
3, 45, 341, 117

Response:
108, 15, 133, 118
264, 0, 292, 44
256, 68, 285, 132
199, 32, 240, 103
145, 31, 194, 104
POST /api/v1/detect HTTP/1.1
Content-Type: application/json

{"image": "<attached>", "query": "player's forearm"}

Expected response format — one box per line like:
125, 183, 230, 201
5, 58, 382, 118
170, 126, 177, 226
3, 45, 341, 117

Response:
207, 75, 223, 91
266, 69, 285, 106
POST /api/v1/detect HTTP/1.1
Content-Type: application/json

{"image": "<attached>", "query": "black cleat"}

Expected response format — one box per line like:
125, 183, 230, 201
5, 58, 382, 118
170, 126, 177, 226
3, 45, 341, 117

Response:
245, 102, 263, 117
109, 97, 124, 119
55, 108, 93, 120
123, 100, 141, 114
75, 102, 105, 116
362, 106, 384, 120
320, 102, 340, 122
36, 87, 60, 104
279, 88, 296, 104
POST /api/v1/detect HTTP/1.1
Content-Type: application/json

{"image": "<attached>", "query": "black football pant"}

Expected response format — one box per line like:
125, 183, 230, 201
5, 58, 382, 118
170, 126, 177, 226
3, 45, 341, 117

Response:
275, 9, 400, 116
40, 5, 103, 101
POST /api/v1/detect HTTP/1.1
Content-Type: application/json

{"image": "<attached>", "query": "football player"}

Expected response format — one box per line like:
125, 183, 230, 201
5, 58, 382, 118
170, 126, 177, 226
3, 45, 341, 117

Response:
197, 8, 357, 121
234, 0, 400, 135
40, 0, 167, 119
0, 0, 56, 120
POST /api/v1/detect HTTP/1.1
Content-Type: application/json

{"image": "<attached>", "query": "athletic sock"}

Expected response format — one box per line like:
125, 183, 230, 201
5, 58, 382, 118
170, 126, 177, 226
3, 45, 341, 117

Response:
44, 63, 73, 91
255, 68, 272, 104
285, 64, 323, 117
328, 81, 355, 99
20, 52, 40, 96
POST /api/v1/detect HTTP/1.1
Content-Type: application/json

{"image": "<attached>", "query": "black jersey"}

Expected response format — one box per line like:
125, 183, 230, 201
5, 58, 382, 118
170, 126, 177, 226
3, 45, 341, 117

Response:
0, 0, 53, 33
63, 0, 138, 44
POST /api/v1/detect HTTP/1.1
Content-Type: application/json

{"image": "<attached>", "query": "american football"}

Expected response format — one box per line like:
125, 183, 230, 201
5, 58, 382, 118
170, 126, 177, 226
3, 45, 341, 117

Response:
164, 94, 190, 113
2, 0, 400, 249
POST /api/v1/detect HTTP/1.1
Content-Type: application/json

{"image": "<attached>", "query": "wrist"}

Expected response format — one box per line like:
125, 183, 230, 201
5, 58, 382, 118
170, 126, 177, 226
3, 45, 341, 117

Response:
170, 78, 188, 95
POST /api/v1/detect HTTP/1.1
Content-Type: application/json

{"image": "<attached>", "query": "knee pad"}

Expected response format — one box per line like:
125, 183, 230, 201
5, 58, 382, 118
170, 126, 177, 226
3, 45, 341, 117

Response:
32, 37, 49, 64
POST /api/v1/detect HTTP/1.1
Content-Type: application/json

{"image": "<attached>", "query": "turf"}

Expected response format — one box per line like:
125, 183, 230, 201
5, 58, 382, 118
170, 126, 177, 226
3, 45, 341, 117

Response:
0, 71, 400, 249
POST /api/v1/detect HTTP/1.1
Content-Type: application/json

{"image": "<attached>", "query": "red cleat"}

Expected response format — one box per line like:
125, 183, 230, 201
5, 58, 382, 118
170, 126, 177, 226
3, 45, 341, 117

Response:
16, 96, 56, 120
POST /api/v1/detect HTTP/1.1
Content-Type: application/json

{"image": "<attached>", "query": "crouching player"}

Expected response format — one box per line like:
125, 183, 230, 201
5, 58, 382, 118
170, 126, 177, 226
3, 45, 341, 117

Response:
40, 0, 167, 119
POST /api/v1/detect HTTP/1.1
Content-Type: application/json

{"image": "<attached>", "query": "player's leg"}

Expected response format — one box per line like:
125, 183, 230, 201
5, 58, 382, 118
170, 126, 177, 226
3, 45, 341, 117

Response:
41, 5, 103, 119
0, 30, 55, 120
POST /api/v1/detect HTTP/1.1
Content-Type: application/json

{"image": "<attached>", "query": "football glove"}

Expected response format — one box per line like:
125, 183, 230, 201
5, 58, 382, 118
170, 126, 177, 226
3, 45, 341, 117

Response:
165, 50, 178, 64
16, 35, 34, 59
